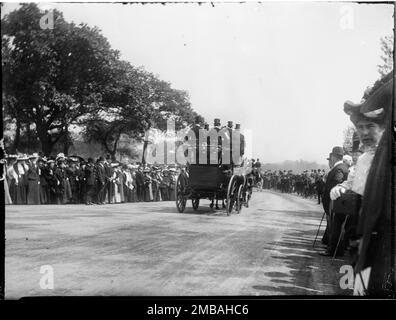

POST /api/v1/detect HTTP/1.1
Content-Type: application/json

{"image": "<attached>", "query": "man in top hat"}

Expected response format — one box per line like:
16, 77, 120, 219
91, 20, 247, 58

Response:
330, 74, 393, 295
319, 146, 350, 256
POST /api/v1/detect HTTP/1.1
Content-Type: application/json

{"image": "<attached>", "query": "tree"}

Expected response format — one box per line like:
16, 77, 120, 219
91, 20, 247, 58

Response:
342, 125, 356, 154
3, 3, 205, 157
2, 3, 120, 155
377, 35, 393, 78
83, 62, 205, 159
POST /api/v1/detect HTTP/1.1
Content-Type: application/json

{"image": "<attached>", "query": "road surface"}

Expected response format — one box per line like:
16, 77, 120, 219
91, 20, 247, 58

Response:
5, 190, 352, 298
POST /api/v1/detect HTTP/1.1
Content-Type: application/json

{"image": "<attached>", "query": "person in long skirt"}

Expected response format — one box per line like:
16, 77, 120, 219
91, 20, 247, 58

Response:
160, 169, 170, 201
63, 160, 72, 203
15, 156, 28, 204
118, 166, 125, 203
124, 166, 133, 202
26, 153, 40, 205
3, 157, 12, 205
38, 157, 48, 204
131, 170, 138, 202
45, 160, 58, 204
169, 169, 177, 201
6, 155, 18, 203
54, 156, 68, 204
143, 168, 153, 202
112, 163, 121, 203
151, 167, 162, 201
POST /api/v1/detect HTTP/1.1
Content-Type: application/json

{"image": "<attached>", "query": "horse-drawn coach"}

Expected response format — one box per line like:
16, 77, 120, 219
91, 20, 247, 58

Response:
175, 121, 252, 215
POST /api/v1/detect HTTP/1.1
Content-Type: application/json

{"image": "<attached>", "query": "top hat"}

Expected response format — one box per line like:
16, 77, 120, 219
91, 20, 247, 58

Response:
235, 124, 241, 130
344, 74, 393, 125
327, 146, 344, 160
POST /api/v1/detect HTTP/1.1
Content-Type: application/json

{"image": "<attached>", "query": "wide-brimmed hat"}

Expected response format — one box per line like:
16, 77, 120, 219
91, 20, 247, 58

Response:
344, 75, 393, 125
17, 154, 29, 161
38, 156, 47, 163
327, 146, 344, 160
29, 153, 39, 159
56, 152, 65, 161
111, 162, 120, 168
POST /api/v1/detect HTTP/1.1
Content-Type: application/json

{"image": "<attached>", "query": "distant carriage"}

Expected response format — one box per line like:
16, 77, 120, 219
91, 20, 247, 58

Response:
175, 124, 250, 214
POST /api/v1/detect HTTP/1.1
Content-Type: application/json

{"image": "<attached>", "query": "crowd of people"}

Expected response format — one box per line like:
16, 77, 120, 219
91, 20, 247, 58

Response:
321, 73, 393, 297
3, 153, 182, 205
260, 169, 326, 201
2, 72, 394, 296
254, 72, 394, 296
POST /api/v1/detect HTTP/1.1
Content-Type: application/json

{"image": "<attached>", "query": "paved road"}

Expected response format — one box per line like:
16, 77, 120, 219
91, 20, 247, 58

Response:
5, 190, 352, 298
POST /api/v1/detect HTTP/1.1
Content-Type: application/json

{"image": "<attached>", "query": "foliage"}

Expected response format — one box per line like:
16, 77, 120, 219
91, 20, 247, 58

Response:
342, 125, 356, 154
377, 35, 393, 78
2, 3, 204, 157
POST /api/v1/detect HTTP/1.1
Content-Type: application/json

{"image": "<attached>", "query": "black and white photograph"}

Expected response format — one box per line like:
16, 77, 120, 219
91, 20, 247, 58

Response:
1, 0, 395, 301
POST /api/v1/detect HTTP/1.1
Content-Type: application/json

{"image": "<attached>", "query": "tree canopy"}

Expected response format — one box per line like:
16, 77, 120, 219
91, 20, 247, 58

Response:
2, 3, 204, 157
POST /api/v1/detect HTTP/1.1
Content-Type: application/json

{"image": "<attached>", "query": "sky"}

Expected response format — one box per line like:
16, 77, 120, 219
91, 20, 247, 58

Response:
2, 2, 394, 164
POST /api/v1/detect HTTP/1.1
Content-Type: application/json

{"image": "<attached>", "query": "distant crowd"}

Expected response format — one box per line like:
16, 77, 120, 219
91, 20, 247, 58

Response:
4, 153, 181, 205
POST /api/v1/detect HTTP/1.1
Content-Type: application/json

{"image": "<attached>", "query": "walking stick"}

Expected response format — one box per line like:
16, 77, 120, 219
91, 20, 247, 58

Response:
313, 211, 326, 248
332, 214, 349, 259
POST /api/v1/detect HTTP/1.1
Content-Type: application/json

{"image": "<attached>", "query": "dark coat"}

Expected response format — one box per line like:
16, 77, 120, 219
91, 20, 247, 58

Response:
26, 163, 40, 205
322, 162, 349, 214
96, 164, 106, 185
355, 120, 394, 295
85, 164, 96, 186
135, 171, 144, 187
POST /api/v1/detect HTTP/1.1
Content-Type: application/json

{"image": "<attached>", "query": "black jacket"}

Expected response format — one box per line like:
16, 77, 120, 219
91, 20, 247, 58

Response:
322, 162, 349, 214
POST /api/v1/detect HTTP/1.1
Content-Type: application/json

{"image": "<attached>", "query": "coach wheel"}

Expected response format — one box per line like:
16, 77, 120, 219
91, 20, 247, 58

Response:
176, 175, 187, 213
226, 175, 238, 215
192, 198, 200, 211
236, 184, 243, 214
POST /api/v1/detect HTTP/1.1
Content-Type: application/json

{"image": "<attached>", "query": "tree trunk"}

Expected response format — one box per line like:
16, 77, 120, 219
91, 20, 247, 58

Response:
111, 135, 120, 161
63, 126, 69, 156
36, 126, 53, 156
12, 118, 21, 153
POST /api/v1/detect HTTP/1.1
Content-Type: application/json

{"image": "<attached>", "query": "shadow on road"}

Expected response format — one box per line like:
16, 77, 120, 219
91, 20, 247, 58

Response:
252, 220, 353, 296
